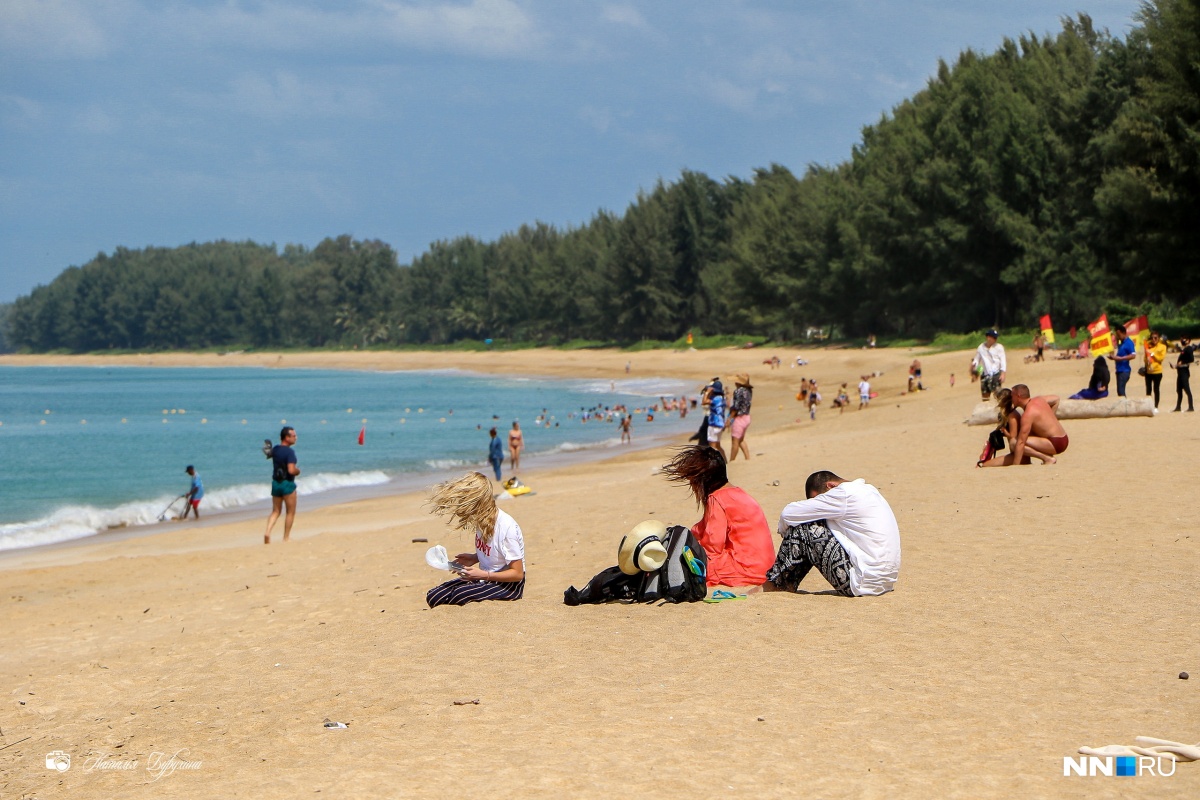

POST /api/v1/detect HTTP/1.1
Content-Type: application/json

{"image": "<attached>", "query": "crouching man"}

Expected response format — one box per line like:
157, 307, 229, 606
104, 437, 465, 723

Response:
761, 471, 901, 597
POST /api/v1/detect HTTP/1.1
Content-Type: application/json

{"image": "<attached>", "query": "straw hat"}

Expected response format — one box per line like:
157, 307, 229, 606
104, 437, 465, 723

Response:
617, 520, 669, 575
735, 373, 751, 388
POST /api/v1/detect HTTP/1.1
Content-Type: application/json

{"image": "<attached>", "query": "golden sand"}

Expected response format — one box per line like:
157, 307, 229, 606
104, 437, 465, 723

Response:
1, 346, 1196, 798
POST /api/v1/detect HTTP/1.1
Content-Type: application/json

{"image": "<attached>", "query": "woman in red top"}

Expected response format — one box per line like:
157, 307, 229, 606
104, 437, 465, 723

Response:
661, 446, 775, 588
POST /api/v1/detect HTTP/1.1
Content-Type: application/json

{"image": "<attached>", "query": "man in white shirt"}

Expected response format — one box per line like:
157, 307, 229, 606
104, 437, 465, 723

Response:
972, 330, 1007, 400
762, 471, 901, 597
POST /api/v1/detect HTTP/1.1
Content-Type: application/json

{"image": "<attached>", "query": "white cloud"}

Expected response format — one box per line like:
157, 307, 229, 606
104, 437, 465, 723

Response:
578, 105, 613, 134
0, 94, 45, 128
601, 4, 646, 28
225, 71, 378, 121
76, 104, 119, 134
0, 0, 115, 59
373, 0, 542, 57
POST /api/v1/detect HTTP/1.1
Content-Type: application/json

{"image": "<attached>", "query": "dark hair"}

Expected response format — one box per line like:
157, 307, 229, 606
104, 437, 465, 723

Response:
1114, 323, 1126, 334
489, 427, 497, 437
805, 470, 843, 498
660, 446, 728, 506
280, 425, 295, 440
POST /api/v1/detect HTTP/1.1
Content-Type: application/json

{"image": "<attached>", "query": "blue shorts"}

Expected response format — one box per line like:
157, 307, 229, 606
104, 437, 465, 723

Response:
271, 479, 296, 498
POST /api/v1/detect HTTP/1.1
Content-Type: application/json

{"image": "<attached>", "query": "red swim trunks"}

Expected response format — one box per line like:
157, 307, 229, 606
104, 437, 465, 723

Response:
1048, 435, 1069, 454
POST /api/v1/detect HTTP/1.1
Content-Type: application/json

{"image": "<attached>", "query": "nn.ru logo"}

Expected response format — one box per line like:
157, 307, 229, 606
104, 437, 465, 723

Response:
1063, 755, 1176, 777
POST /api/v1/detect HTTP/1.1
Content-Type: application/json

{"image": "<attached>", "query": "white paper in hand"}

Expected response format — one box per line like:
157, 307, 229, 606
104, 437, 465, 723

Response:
425, 544, 451, 571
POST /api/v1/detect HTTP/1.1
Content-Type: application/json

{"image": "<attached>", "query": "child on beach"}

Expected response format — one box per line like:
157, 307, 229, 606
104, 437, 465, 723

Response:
425, 472, 526, 608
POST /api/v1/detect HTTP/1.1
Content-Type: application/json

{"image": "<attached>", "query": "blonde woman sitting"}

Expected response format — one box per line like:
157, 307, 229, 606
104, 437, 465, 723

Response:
426, 472, 526, 607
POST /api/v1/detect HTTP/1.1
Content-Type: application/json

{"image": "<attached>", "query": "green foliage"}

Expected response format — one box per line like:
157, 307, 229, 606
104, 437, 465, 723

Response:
8, 4, 1199, 352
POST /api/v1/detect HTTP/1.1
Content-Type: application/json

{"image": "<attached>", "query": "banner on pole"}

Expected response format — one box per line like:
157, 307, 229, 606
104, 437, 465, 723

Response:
1039, 314, 1055, 345
1088, 314, 1114, 356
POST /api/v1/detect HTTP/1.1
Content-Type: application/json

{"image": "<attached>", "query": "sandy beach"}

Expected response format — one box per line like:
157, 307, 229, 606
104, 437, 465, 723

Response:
2, 345, 1196, 798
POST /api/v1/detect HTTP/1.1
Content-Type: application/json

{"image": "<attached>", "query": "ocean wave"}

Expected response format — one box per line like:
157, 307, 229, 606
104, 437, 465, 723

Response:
0, 470, 391, 553
554, 437, 624, 452
575, 378, 691, 397
423, 458, 478, 471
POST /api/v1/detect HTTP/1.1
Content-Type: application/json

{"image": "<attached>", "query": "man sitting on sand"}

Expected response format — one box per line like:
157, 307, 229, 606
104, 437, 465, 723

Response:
978, 384, 1067, 466
759, 471, 900, 597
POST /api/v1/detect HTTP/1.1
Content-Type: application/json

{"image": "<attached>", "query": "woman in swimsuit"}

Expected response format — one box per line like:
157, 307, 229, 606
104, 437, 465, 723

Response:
508, 420, 524, 471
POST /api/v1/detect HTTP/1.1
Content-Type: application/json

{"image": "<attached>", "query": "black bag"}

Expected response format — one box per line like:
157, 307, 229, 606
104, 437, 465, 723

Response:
1137, 366, 1147, 376
564, 525, 709, 605
988, 428, 1006, 452
563, 567, 640, 605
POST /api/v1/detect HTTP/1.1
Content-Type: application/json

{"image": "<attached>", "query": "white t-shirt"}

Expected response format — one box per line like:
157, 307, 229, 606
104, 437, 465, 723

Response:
777, 479, 901, 596
974, 342, 1007, 376
858, 380, 870, 398
474, 509, 525, 573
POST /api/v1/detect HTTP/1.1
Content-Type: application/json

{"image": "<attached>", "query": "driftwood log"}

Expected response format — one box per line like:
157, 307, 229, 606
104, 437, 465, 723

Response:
965, 397, 1157, 426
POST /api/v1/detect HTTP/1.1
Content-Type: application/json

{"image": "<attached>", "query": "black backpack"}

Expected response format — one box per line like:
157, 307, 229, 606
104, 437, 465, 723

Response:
564, 525, 708, 605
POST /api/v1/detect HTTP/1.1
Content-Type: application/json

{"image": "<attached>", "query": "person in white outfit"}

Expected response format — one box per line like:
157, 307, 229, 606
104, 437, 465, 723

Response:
761, 471, 901, 597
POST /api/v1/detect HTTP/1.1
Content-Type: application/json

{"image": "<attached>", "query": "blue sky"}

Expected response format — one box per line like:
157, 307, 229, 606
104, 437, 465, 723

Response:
0, 0, 1142, 302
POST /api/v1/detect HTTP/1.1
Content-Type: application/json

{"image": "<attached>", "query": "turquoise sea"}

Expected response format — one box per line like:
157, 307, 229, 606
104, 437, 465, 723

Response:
0, 366, 693, 552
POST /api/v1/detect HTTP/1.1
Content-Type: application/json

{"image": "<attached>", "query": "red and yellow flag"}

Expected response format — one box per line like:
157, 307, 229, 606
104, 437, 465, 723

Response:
1124, 315, 1150, 345
1039, 314, 1055, 345
1088, 314, 1114, 356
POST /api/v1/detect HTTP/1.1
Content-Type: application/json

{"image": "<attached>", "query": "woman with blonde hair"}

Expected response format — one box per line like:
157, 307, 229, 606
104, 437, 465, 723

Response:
425, 472, 526, 607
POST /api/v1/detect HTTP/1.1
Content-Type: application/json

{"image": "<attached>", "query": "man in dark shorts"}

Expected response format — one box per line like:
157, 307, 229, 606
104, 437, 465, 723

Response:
265, 426, 300, 544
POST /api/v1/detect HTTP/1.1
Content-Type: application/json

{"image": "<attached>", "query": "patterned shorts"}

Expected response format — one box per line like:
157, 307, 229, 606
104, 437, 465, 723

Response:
981, 373, 1002, 397
766, 519, 855, 597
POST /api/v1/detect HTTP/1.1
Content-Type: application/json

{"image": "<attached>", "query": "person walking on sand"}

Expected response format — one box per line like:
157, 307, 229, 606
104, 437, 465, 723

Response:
728, 373, 753, 461
181, 465, 204, 520
508, 420, 524, 471
759, 470, 900, 597
487, 427, 504, 482
620, 413, 632, 444
703, 377, 727, 458
973, 330, 1007, 400
265, 426, 300, 544
425, 472, 525, 608
858, 376, 871, 409
1170, 336, 1195, 412
978, 385, 1067, 467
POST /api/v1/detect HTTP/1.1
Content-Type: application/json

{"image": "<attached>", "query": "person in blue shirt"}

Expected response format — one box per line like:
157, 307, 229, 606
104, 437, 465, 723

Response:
182, 465, 204, 520
487, 427, 504, 482
704, 378, 727, 459
265, 426, 300, 544
1108, 324, 1137, 397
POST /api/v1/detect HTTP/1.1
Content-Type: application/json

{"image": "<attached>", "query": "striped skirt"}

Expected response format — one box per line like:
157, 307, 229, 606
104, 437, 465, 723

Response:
426, 577, 526, 608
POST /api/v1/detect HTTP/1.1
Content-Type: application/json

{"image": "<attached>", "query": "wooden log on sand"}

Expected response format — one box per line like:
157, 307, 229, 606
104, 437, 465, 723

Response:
965, 397, 1157, 426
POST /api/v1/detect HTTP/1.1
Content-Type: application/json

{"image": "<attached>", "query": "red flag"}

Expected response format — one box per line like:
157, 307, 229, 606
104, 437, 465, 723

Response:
1125, 315, 1150, 344
1069, 325, 1077, 339
357, 426, 365, 445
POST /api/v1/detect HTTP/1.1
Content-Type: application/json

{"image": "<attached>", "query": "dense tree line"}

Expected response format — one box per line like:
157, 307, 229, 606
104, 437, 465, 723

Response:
5, 2, 1198, 352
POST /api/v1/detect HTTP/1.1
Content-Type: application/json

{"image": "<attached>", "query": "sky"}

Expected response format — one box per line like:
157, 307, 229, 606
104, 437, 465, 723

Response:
0, 0, 1144, 302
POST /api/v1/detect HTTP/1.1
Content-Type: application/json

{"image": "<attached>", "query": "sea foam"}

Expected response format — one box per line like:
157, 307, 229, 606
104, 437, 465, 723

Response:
0, 470, 390, 552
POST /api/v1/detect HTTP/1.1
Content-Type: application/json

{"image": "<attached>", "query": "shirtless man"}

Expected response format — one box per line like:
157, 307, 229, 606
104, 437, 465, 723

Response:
980, 384, 1067, 466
